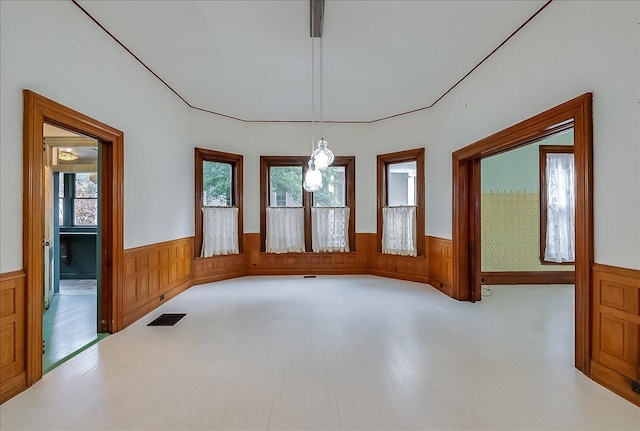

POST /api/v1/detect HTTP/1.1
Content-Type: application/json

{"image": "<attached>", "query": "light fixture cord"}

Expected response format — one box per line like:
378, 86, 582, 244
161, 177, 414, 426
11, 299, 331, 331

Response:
311, 34, 316, 155
319, 34, 324, 139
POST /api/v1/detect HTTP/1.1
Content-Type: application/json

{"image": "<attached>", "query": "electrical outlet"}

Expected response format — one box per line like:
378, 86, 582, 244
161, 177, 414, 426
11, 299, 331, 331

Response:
160, 293, 165, 301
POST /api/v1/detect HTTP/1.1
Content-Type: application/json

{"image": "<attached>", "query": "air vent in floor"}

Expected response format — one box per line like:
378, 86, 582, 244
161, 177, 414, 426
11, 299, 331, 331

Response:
147, 313, 186, 327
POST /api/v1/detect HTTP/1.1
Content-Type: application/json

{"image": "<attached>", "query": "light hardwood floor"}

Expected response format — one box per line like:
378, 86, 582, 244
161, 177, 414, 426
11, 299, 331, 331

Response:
1, 276, 638, 430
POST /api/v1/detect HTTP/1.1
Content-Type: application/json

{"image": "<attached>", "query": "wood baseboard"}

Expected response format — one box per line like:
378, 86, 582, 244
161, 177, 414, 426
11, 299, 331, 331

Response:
590, 360, 640, 407
482, 271, 575, 285
0, 270, 26, 404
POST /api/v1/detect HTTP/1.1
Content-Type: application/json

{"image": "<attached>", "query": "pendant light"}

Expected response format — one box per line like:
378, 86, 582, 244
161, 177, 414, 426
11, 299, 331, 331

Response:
303, 17, 322, 192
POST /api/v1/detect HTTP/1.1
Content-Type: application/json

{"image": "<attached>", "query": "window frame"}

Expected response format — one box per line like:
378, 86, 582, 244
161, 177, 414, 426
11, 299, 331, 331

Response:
56, 172, 99, 230
376, 148, 425, 256
194, 148, 244, 258
539, 145, 574, 265
260, 155, 355, 253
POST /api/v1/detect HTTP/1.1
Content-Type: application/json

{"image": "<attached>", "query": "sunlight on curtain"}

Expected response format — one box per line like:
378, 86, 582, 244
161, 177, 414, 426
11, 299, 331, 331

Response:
545, 153, 575, 263
201, 207, 239, 257
266, 207, 305, 253
311, 207, 349, 252
382, 206, 416, 256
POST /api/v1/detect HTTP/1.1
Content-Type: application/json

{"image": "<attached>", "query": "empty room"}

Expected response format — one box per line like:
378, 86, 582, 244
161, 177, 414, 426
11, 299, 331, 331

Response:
0, 1, 638, 430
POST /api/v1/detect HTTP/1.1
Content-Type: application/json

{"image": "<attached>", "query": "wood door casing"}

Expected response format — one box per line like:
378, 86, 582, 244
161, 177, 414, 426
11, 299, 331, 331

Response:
452, 94, 593, 375
22, 90, 124, 388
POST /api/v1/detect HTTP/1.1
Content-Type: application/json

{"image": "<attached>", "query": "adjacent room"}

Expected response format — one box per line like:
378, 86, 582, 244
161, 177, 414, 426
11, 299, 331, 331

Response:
0, 0, 638, 429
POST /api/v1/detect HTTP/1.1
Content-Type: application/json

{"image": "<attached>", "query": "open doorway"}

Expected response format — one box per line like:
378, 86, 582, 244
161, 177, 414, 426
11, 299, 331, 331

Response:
480, 129, 575, 287
42, 124, 104, 372
452, 93, 593, 374
23, 90, 124, 388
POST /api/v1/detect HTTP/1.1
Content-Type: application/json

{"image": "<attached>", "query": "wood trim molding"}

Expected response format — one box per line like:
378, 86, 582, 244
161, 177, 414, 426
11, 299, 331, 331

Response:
0, 270, 27, 404
259, 155, 356, 253
481, 271, 575, 285
23, 90, 124, 389
452, 93, 593, 375
194, 148, 244, 258
70, 0, 552, 124
376, 148, 425, 256
193, 254, 247, 285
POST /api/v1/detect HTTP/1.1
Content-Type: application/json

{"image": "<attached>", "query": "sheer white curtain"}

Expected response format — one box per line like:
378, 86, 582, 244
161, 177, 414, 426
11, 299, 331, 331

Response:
311, 207, 350, 252
201, 207, 239, 257
266, 207, 305, 253
382, 206, 416, 256
545, 153, 575, 263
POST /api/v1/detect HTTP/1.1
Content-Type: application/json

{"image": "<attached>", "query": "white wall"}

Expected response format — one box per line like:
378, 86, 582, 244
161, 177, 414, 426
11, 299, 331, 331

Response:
0, 1, 191, 272
369, 0, 640, 270
2, 1, 638, 273
189, 111, 373, 232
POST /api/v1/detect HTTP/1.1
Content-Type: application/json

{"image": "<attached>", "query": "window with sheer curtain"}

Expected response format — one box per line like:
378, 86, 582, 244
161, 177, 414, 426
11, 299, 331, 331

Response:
260, 156, 355, 253
540, 146, 575, 264
195, 148, 243, 258
382, 206, 416, 256
377, 148, 425, 256
312, 207, 350, 252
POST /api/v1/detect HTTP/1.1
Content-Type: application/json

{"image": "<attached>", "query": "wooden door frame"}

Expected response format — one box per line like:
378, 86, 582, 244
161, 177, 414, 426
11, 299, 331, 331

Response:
23, 90, 124, 386
452, 93, 593, 374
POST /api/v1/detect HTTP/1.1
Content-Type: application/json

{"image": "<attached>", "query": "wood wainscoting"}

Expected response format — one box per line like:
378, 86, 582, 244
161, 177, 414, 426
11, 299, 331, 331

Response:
245, 233, 369, 275
123, 238, 194, 327
590, 263, 640, 406
428, 237, 453, 296
0, 271, 27, 404
370, 236, 430, 284
482, 271, 575, 285
193, 254, 246, 285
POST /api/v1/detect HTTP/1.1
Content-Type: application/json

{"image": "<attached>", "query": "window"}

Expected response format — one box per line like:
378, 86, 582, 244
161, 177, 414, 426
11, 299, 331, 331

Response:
74, 173, 98, 225
377, 148, 425, 256
260, 156, 355, 252
195, 148, 243, 257
56, 172, 98, 227
540, 145, 575, 264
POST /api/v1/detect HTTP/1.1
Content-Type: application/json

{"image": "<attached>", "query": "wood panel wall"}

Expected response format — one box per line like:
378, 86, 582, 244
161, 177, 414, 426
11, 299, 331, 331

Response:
590, 263, 640, 406
245, 233, 369, 275
428, 236, 453, 296
193, 254, 246, 285
0, 271, 26, 404
370, 235, 430, 284
123, 238, 194, 327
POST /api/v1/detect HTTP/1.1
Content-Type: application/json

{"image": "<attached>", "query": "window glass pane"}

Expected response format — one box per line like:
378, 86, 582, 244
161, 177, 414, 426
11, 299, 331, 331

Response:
75, 173, 98, 198
74, 199, 97, 225
58, 174, 65, 198
387, 161, 417, 206
269, 166, 302, 207
58, 198, 64, 226
203, 161, 232, 206
313, 166, 346, 207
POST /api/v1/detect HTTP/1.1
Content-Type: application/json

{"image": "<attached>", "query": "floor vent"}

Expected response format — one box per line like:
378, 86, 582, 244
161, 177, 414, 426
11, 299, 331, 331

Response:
147, 313, 186, 327
303, 275, 317, 279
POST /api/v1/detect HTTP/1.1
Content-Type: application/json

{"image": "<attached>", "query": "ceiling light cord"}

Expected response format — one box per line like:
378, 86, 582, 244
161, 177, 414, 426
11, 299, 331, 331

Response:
319, 35, 324, 139
311, 35, 316, 155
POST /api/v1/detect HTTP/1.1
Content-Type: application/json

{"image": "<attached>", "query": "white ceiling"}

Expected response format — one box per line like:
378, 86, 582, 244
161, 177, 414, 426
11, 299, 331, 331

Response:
77, 0, 547, 122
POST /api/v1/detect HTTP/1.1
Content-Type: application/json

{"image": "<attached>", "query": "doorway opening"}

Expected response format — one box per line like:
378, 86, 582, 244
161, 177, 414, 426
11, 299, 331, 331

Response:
23, 90, 124, 387
42, 124, 106, 373
452, 93, 593, 374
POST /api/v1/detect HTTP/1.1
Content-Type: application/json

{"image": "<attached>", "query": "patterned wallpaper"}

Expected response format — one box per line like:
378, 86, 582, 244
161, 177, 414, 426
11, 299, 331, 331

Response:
481, 190, 573, 272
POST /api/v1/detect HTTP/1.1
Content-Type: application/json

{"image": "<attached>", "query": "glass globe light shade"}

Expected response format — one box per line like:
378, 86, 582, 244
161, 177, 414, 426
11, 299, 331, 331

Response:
312, 139, 334, 171
303, 159, 323, 192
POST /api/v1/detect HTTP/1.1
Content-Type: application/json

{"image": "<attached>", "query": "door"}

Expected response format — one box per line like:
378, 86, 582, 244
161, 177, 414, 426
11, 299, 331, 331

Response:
43, 166, 54, 308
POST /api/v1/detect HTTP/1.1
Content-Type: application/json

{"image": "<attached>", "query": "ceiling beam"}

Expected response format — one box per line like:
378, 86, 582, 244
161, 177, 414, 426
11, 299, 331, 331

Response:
310, 0, 324, 37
